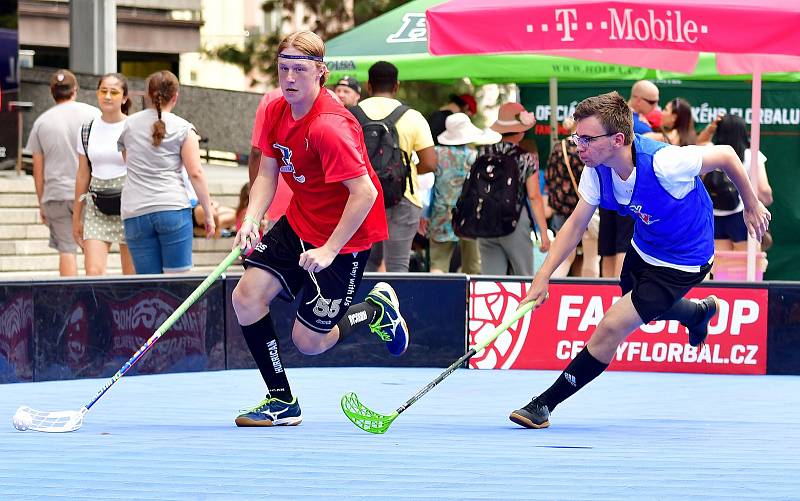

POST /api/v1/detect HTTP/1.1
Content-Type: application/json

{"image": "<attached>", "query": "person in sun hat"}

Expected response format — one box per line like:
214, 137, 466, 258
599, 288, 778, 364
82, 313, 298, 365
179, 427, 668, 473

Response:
429, 93, 478, 145
470, 102, 550, 276
428, 113, 500, 273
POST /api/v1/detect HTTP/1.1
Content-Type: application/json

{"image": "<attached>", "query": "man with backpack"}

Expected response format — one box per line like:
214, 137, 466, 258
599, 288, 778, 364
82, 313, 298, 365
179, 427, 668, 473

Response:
352, 61, 436, 272
453, 102, 550, 276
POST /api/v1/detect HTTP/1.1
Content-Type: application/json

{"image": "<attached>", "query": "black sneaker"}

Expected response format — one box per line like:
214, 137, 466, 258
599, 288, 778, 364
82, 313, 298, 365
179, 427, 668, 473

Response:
687, 295, 720, 347
509, 397, 550, 429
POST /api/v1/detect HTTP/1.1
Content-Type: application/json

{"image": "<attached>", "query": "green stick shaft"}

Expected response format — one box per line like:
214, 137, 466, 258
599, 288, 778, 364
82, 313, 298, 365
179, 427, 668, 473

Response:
395, 301, 535, 415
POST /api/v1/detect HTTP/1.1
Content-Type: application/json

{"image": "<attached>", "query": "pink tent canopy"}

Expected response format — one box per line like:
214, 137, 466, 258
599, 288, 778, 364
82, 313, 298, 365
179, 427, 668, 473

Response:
427, 0, 800, 73
427, 0, 800, 280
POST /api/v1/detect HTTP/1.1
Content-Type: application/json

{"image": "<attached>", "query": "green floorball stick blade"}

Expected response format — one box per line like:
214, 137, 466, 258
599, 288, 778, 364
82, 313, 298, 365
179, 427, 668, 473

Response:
341, 392, 399, 434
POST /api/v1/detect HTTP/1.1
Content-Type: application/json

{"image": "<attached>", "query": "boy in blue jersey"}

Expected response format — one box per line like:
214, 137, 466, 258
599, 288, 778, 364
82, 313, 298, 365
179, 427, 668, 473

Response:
510, 91, 771, 429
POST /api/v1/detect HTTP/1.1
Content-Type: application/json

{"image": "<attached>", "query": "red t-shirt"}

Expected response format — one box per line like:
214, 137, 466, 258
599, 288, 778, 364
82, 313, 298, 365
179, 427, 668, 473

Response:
252, 89, 292, 221
259, 90, 388, 252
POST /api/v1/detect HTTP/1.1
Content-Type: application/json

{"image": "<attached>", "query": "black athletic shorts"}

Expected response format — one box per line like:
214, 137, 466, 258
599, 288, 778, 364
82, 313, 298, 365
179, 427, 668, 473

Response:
598, 208, 635, 256
713, 213, 748, 242
244, 216, 371, 333
619, 250, 712, 324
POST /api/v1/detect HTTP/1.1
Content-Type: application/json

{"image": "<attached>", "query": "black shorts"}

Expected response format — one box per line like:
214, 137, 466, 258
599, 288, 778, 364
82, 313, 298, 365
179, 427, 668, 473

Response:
714, 213, 748, 242
598, 208, 634, 256
620, 250, 712, 324
243, 216, 371, 333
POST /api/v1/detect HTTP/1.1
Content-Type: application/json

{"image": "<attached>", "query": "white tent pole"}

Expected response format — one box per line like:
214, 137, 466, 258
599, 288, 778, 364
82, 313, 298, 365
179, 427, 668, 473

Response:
549, 77, 559, 145
747, 69, 762, 281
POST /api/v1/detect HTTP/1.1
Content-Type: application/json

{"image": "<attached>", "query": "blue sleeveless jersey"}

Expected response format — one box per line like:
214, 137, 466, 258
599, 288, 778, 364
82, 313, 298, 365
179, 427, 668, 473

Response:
595, 135, 714, 266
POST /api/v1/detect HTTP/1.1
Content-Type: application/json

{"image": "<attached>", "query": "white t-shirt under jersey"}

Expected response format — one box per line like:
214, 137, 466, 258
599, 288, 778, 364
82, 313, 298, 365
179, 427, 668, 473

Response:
75, 117, 127, 179
578, 145, 706, 272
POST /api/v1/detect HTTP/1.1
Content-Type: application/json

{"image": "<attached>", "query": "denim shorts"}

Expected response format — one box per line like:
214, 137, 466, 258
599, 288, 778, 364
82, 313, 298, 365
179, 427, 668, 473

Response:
123, 208, 193, 274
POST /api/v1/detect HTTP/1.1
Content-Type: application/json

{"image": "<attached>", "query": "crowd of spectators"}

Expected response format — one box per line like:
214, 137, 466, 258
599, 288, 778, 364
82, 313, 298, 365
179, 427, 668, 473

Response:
26, 68, 772, 278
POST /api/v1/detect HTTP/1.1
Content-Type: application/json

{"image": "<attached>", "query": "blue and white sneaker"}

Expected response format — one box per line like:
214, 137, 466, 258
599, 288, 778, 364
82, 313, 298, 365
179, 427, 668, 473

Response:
235, 396, 302, 427
366, 282, 410, 357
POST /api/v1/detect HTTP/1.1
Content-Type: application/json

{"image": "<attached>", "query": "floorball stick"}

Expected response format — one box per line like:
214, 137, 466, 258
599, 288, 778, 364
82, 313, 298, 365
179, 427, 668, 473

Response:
12, 248, 242, 433
341, 300, 535, 434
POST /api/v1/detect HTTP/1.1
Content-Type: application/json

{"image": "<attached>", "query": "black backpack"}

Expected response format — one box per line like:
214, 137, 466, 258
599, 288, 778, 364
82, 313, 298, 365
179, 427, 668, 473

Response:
703, 169, 740, 211
452, 149, 523, 238
349, 104, 412, 208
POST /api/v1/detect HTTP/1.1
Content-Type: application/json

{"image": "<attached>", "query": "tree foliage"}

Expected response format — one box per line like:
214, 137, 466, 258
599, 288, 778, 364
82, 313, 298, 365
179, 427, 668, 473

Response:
205, 0, 409, 87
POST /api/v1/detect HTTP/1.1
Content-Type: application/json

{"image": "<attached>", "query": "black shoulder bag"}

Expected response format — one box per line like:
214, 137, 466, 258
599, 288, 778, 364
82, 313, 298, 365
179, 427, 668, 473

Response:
82, 120, 122, 216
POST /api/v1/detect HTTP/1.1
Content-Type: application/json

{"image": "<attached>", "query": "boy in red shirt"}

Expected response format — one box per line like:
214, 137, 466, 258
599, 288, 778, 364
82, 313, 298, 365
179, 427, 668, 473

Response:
231, 31, 407, 427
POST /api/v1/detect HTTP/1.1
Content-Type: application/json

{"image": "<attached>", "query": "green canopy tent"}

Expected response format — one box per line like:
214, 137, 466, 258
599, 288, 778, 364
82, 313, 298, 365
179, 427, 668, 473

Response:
325, 0, 800, 85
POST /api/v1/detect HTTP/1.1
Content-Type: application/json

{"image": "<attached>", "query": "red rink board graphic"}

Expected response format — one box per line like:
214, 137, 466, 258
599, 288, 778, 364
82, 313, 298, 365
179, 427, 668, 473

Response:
468, 281, 768, 375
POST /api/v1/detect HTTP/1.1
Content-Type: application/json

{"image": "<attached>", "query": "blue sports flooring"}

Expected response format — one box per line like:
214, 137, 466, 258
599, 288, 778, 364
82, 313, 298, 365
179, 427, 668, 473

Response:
1, 367, 799, 500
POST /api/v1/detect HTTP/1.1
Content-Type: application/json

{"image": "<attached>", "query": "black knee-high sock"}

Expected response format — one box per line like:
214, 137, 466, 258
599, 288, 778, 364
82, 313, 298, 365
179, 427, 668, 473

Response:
659, 298, 703, 325
335, 301, 379, 341
538, 347, 608, 411
240, 313, 292, 402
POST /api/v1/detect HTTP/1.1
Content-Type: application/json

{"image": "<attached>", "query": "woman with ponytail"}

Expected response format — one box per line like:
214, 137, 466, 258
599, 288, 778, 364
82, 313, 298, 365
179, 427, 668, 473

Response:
117, 70, 214, 274
73, 73, 135, 275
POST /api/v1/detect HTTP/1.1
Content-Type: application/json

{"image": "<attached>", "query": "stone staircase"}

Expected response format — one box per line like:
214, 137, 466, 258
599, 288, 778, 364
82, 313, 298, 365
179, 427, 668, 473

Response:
0, 166, 248, 278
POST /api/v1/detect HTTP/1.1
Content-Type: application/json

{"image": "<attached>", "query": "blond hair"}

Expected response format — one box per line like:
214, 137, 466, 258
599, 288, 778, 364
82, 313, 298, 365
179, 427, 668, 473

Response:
277, 30, 329, 86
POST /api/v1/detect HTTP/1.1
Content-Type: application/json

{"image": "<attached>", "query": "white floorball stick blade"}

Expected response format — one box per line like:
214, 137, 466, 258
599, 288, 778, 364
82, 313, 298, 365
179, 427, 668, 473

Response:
13, 406, 86, 433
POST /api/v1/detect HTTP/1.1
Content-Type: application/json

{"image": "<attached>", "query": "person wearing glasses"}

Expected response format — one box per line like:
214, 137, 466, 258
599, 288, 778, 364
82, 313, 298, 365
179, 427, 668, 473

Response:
509, 91, 771, 429
72, 73, 136, 275
26, 69, 100, 276
629, 80, 660, 134
598, 82, 661, 278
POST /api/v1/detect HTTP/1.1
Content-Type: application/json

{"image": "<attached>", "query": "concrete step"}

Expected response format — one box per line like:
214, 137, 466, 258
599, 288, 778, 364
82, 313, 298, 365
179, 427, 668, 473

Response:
0, 248, 235, 273
0, 237, 235, 271
0, 253, 93, 272
193, 249, 239, 266
0, 236, 234, 257
215, 195, 241, 209
207, 181, 248, 197
0, 224, 50, 239
0, 193, 39, 207
192, 237, 236, 252
0, 239, 54, 255
0, 175, 35, 193
0, 263, 229, 279
0, 208, 41, 224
